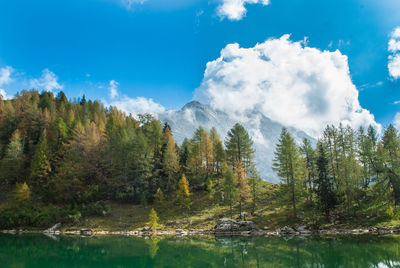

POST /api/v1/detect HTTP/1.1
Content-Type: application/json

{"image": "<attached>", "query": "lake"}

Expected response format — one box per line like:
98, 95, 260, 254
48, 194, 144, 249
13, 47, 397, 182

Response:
1, 234, 400, 267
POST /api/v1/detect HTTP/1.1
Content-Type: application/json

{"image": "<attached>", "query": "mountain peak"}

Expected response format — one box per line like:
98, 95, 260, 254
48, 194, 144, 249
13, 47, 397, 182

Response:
182, 100, 205, 110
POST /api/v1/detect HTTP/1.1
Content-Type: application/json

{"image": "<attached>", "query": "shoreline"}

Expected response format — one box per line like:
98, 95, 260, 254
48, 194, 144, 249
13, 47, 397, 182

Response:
2, 226, 400, 237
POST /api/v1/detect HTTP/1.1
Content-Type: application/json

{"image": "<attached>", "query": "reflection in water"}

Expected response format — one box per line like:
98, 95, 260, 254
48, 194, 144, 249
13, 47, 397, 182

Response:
0, 234, 400, 267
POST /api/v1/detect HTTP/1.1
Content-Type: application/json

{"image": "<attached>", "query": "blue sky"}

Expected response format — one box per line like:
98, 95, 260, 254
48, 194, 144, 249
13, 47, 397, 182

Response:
1, 0, 400, 132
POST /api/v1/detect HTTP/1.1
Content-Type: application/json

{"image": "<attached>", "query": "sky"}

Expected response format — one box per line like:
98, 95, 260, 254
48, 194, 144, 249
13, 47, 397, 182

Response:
1, 0, 400, 136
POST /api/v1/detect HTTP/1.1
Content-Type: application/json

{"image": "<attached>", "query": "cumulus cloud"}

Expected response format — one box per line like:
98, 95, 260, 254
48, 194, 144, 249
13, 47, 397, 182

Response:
217, 0, 270, 21
30, 69, 63, 91
394, 113, 400, 130
0, 66, 13, 99
194, 35, 381, 137
110, 96, 165, 117
109, 80, 119, 99
388, 27, 400, 79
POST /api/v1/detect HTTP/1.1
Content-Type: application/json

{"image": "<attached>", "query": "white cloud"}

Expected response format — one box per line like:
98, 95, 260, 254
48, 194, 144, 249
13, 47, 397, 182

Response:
388, 27, 400, 79
0, 66, 13, 100
217, 0, 270, 21
0, 66, 13, 86
0, 89, 9, 100
110, 96, 165, 117
194, 35, 381, 138
30, 69, 63, 91
394, 113, 400, 130
109, 80, 119, 99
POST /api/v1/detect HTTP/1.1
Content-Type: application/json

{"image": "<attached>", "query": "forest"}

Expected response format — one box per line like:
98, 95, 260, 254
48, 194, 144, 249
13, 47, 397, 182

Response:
0, 90, 399, 229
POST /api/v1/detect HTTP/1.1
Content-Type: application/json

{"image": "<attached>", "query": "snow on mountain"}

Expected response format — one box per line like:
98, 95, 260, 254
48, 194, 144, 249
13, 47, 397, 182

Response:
158, 101, 314, 183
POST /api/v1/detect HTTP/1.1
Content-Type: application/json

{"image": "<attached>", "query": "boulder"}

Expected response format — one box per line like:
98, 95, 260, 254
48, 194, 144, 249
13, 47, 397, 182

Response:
279, 226, 297, 235
80, 229, 93, 236
44, 223, 61, 233
214, 218, 259, 233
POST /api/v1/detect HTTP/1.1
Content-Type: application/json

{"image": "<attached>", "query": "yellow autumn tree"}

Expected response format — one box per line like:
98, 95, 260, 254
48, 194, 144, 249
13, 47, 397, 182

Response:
177, 174, 191, 209
14, 182, 31, 202
147, 208, 159, 229
234, 160, 251, 217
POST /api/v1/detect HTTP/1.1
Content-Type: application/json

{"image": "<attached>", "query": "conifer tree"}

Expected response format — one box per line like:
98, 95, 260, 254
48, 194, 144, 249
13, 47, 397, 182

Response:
161, 123, 179, 193
315, 142, 337, 221
300, 138, 316, 205
235, 160, 251, 218
273, 128, 303, 218
30, 130, 51, 183
177, 174, 191, 209
223, 164, 237, 219
225, 123, 255, 171
147, 208, 159, 229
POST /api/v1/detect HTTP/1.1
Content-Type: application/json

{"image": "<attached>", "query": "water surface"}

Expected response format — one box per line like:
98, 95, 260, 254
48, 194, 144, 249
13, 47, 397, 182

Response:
1, 234, 400, 267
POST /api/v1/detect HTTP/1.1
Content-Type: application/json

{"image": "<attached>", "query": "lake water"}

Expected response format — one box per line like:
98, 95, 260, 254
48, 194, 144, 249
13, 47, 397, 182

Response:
1, 234, 400, 267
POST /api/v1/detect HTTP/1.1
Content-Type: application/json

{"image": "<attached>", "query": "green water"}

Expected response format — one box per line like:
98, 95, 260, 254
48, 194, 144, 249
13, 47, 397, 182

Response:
1, 234, 400, 267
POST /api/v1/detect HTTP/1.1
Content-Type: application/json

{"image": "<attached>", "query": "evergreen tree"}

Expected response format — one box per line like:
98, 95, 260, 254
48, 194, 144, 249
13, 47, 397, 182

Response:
30, 130, 51, 184
225, 123, 255, 171
273, 128, 303, 218
161, 123, 179, 193
315, 142, 337, 221
300, 138, 316, 205
223, 165, 237, 219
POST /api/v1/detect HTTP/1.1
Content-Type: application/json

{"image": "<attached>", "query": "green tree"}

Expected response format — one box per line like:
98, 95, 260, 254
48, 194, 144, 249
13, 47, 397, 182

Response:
225, 123, 255, 171
273, 128, 304, 218
223, 164, 237, 219
30, 130, 51, 183
161, 123, 179, 193
315, 142, 337, 221
300, 138, 316, 205
147, 208, 159, 229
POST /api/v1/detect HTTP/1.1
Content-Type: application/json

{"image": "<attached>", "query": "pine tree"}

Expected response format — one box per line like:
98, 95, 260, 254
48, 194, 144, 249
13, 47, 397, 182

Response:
30, 130, 51, 183
161, 123, 179, 193
223, 164, 237, 219
273, 128, 303, 218
210, 127, 225, 176
177, 174, 191, 209
300, 138, 316, 205
315, 142, 337, 221
225, 123, 255, 171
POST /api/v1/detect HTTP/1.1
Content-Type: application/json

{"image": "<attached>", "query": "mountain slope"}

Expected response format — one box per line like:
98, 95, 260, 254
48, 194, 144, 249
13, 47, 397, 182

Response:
158, 101, 314, 183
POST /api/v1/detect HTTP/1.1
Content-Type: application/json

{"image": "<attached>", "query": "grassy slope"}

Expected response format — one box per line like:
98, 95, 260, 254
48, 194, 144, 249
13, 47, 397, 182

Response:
1, 180, 399, 230
70, 180, 400, 231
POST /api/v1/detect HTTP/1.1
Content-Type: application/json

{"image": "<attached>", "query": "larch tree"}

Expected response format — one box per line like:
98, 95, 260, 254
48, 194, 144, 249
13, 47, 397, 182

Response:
234, 160, 251, 218
177, 174, 191, 210
273, 128, 303, 218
